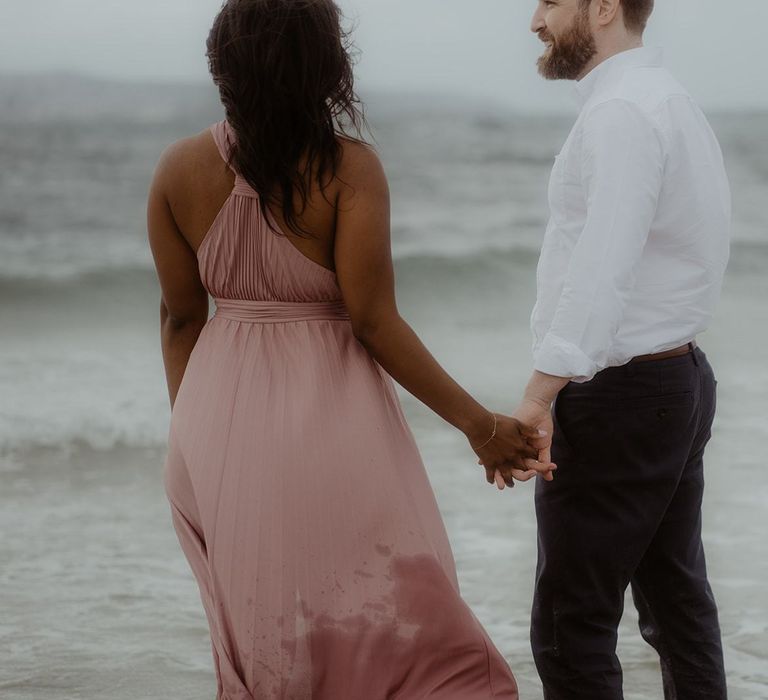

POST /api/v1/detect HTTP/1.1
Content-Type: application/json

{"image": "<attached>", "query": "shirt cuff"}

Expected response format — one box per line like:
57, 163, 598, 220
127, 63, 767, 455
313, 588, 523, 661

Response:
533, 333, 599, 383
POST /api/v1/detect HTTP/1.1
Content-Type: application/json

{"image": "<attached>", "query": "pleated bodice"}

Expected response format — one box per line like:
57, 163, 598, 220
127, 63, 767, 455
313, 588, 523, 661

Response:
199, 120, 342, 305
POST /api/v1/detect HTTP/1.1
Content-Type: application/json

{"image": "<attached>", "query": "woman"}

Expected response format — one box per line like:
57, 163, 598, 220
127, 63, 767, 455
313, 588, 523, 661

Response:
148, 1, 554, 697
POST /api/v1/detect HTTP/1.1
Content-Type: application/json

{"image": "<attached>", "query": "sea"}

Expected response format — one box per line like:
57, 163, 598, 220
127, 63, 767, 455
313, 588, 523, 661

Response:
1, 74, 766, 699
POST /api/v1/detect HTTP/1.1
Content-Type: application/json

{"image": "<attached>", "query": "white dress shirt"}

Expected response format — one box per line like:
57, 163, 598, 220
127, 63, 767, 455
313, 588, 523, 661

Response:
531, 47, 731, 382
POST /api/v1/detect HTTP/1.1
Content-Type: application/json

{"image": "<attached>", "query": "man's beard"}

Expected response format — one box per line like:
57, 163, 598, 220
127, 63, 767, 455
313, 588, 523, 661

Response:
537, 8, 598, 80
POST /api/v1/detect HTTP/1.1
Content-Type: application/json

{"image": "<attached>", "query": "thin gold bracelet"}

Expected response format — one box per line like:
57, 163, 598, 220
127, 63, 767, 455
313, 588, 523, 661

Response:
472, 413, 498, 451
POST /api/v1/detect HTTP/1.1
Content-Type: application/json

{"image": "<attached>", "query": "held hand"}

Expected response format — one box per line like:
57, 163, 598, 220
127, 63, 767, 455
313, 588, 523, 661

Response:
514, 397, 554, 466
469, 413, 555, 488
488, 398, 556, 490
485, 398, 557, 490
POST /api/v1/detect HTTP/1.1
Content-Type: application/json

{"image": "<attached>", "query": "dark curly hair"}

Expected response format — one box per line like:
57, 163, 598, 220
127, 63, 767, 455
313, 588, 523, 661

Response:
206, 0, 366, 237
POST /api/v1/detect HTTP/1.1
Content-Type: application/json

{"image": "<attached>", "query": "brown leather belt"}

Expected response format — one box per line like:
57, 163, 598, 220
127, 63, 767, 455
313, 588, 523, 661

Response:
631, 340, 697, 364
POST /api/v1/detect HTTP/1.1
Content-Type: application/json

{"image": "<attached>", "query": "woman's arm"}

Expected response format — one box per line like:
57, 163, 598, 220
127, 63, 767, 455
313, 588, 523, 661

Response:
147, 143, 209, 408
334, 143, 552, 481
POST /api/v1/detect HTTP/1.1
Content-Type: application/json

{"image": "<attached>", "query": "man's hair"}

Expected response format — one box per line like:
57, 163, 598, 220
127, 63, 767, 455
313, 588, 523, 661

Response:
621, 0, 655, 33
581, 0, 655, 34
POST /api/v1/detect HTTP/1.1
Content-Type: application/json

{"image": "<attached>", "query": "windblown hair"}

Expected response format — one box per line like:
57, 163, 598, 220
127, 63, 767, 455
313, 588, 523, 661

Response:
206, 0, 365, 237
581, 0, 655, 33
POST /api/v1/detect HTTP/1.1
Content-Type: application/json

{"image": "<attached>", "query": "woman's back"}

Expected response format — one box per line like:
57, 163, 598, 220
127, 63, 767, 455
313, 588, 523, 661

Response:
164, 120, 346, 303
197, 120, 341, 303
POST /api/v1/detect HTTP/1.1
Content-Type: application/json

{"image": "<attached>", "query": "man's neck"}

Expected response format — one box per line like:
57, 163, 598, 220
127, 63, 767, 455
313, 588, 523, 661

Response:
577, 37, 644, 81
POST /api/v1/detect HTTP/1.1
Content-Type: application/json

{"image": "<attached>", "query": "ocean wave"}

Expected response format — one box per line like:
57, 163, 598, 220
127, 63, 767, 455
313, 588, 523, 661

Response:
0, 245, 539, 458
1, 239, 765, 460
0, 384, 171, 464
0, 348, 172, 462
1, 238, 766, 286
0, 246, 542, 291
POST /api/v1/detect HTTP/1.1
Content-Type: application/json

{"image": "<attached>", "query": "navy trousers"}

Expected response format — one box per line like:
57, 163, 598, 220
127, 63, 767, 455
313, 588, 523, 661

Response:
531, 347, 727, 699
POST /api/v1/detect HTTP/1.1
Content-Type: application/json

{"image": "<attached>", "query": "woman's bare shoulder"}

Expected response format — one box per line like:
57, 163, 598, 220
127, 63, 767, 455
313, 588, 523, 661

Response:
337, 137, 383, 172
335, 137, 388, 199
152, 127, 222, 191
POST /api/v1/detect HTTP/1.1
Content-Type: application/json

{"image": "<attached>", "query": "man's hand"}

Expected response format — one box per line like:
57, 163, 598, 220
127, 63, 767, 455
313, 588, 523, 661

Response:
514, 397, 554, 466
471, 411, 556, 489
487, 398, 556, 489
476, 371, 569, 491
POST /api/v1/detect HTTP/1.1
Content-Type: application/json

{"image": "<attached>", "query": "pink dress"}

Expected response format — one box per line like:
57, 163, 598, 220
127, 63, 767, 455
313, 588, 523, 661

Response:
164, 120, 519, 700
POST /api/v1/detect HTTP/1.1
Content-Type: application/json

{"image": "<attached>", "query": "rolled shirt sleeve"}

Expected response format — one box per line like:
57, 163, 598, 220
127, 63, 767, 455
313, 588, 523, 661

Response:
534, 99, 665, 382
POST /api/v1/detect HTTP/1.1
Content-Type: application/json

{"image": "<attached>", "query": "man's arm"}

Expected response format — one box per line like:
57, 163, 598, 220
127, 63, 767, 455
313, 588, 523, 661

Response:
501, 99, 666, 483
524, 371, 572, 409
509, 371, 571, 472
535, 98, 665, 381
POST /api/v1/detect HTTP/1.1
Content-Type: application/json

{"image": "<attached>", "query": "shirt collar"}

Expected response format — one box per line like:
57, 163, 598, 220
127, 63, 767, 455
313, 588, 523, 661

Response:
572, 46, 664, 107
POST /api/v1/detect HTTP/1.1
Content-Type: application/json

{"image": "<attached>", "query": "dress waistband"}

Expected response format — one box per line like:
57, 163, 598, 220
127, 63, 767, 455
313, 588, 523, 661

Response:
214, 298, 350, 324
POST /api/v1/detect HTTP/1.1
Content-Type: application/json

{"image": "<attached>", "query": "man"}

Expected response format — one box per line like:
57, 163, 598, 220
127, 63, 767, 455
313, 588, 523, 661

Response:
512, 1, 731, 697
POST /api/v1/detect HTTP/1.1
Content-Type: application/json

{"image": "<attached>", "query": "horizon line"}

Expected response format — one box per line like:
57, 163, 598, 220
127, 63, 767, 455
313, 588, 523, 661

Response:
1, 69, 766, 117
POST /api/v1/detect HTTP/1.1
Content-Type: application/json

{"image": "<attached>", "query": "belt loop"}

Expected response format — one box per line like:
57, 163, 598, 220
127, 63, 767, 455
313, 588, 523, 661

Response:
690, 342, 700, 366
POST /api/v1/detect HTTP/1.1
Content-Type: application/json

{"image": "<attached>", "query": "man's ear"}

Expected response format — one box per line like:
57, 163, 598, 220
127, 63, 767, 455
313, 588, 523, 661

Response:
594, 0, 621, 28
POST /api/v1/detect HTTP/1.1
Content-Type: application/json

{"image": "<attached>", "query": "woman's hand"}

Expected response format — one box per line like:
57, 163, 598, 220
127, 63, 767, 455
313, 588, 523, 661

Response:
468, 413, 556, 489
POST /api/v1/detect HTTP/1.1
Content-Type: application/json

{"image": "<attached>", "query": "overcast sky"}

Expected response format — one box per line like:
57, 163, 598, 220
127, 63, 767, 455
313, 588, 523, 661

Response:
1, 0, 765, 113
